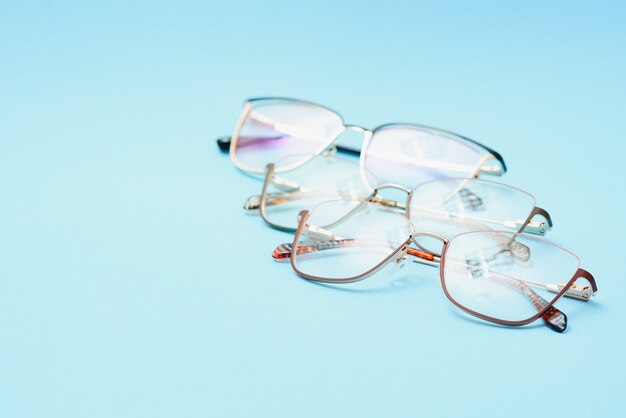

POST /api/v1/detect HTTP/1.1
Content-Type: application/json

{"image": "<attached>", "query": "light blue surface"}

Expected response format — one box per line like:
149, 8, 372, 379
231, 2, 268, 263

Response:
1, 1, 624, 417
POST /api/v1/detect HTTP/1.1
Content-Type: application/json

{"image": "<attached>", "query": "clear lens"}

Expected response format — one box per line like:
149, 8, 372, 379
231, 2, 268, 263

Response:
261, 154, 378, 230
233, 99, 344, 172
442, 231, 580, 322
410, 179, 536, 239
293, 200, 412, 280
362, 125, 486, 189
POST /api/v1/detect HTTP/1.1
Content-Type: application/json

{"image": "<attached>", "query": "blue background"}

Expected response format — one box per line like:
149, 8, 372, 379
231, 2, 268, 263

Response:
1, 1, 624, 417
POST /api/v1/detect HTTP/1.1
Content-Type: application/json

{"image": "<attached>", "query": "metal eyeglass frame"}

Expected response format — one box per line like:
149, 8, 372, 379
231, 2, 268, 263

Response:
251, 163, 553, 236
215, 97, 508, 177
273, 195, 596, 333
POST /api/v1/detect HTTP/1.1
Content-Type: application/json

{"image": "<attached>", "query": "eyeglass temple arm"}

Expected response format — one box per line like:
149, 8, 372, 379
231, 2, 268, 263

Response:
245, 189, 375, 212
479, 239, 595, 302
272, 238, 438, 263
495, 266, 597, 302
517, 206, 553, 235
244, 187, 400, 212
414, 205, 552, 236
215, 136, 361, 156
244, 191, 307, 211
243, 190, 406, 211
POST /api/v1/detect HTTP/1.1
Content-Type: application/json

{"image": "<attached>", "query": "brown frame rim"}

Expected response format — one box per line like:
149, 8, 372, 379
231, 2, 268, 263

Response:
438, 230, 593, 327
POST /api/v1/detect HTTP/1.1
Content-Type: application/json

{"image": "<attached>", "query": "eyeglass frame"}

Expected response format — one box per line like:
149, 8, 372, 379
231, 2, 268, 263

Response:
254, 163, 553, 236
279, 198, 596, 332
216, 97, 508, 176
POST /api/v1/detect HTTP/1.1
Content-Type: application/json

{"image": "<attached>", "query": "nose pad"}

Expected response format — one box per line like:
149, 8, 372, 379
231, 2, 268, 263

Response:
387, 249, 408, 276
395, 249, 408, 264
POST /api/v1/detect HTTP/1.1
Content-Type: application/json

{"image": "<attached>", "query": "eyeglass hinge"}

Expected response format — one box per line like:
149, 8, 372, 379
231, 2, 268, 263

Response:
517, 219, 550, 235
479, 165, 504, 176
243, 195, 261, 211
546, 282, 595, 301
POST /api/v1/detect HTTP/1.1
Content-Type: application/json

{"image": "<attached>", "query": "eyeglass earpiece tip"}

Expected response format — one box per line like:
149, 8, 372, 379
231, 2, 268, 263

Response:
216, 136, 231, 152
543, 307, 567, 333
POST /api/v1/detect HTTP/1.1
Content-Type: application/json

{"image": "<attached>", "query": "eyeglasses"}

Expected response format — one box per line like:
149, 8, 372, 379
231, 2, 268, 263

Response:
244, 156, 552, 235
216, 97, 507, 181
273, 199, 597, 332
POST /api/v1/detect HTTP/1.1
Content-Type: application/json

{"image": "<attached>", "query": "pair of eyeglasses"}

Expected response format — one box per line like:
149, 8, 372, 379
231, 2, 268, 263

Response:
243, 154, 552, 234
273, 199, 597, 332
216, 97, 507, 182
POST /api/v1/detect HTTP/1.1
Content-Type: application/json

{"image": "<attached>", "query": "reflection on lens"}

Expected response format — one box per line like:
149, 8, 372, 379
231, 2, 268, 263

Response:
293, 200, 412, 280
410, 179, 536, 239
262, 154, 378, 230
233, 99, 344, 172
442, 231, 580, 322
362, 125, 485, 189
